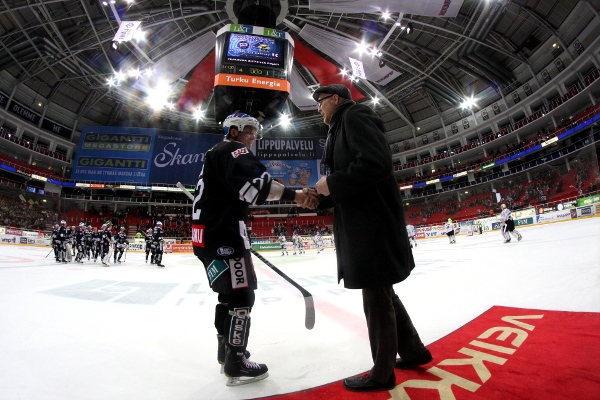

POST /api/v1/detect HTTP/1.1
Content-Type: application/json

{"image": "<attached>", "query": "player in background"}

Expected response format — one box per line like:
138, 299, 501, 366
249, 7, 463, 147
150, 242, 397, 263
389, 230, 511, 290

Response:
65, 225, 74, 262
279, 234, 289, 256
144, 228, 154, 263
84, 224, 93, 260
51, 223, 60, 262
406, 223, 417, 248
292, 233, 299, 255
444, 218, 456, 244
292, 233, 305, 255
57, 220, 68, 263
191, 112, 319, 386
73, 223, 86, 263
153, 221, 165, 267
92, 227, 101, 262
500, 204, 522, 243
113, 226, 129, 263
100, 222, 113, 266
314, 231, 324, 253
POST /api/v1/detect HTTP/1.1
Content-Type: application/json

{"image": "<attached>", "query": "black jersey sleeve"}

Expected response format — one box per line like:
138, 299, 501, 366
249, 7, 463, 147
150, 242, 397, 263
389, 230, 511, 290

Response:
221, 142, 273, 206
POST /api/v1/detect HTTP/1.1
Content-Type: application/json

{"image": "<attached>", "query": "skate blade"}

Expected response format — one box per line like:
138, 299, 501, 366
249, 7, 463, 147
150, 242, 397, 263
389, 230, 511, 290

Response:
225, 372, 268, 386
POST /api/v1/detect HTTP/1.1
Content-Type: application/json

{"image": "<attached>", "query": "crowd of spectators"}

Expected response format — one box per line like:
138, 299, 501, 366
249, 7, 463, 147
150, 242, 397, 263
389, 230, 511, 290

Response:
403, 157, 599, 225
269, 219, 332, 237
395, 103, 600, 188
136, 215, 192, 238
0, 195, 51, 230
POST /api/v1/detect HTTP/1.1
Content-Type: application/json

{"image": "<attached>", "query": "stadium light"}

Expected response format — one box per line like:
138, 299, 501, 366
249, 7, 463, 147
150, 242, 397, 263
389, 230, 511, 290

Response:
193, 108, 204, 120
460, 97, 476, 109
146, 80, 171, 111
133, 29, 146, 42
279, 114, 291, 128
356, 41, 369, 55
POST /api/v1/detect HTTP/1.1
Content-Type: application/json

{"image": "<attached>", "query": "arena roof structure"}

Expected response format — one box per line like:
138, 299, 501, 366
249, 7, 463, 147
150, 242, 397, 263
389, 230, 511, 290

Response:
1, 0, 597, 140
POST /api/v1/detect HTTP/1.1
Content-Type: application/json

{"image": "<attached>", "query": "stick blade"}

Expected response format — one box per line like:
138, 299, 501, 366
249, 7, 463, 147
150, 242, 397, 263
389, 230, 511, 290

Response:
304, 295, 315, 330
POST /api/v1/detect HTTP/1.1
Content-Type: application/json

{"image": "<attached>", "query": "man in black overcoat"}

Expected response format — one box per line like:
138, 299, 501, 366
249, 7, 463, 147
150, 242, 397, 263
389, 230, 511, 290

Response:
314, 84, 432, 392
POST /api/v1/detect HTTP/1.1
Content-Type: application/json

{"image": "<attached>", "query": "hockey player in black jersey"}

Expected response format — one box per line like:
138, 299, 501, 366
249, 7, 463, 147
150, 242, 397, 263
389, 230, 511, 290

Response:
100, 222, 112, 266
91, 227, 101, 262
84, 224, 93, 260
73, 223, 86, 263
144, 228, 154, 263
153, 221, 165, 267
113, 226, 129, 263
191, 112, 319, 386
51, 224, 60, 262
57, 220, 68, 263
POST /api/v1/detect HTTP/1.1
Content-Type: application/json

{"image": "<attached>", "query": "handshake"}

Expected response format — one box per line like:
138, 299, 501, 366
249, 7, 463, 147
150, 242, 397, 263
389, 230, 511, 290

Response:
294, 187, 321, 210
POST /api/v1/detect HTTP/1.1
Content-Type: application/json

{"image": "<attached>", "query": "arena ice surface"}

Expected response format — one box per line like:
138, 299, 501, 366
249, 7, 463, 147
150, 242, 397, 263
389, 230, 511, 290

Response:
0, 218, 599, 400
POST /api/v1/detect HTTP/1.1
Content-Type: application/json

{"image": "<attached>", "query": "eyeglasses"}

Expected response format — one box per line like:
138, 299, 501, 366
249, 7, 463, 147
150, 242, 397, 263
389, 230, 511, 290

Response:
316, 94, 335, 108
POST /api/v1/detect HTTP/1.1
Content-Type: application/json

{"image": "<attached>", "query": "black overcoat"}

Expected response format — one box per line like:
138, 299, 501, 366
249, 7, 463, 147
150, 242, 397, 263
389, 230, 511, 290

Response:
321, 101, 415, 289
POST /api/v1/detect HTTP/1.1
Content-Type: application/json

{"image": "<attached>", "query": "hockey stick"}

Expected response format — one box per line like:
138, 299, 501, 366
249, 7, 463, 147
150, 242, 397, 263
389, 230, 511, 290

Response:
176, 181, 315, 329
250, 248, 315, 330
176, 182, 192, 200
45, 247, 53, 258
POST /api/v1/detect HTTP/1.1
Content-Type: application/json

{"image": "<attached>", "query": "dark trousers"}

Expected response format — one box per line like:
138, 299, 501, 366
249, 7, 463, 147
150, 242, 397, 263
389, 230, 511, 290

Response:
363, 285, 426, 382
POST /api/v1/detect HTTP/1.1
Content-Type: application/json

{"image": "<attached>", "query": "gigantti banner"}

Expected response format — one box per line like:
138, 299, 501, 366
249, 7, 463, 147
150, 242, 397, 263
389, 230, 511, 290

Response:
71, 127, 222, 185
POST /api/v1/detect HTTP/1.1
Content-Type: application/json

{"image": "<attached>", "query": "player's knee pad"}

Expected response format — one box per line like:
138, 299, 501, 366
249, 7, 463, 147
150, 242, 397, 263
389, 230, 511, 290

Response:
215, 302, 228, 335
225, 289, 256, 310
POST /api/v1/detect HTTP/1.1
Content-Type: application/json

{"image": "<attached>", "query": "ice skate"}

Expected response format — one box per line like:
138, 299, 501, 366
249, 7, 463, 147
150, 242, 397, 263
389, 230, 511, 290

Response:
217, 335, 250, 374
224, 350, 268, 386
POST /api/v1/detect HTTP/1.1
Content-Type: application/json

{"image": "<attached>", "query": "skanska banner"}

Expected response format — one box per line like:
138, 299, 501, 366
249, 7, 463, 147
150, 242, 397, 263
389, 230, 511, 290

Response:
71, 127, 222, 185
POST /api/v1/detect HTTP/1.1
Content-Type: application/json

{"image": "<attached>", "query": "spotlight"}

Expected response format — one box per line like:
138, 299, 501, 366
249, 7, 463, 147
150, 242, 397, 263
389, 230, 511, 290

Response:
407, 23, 414, 34
379, 59, 385, 68
111, 41, 119, 50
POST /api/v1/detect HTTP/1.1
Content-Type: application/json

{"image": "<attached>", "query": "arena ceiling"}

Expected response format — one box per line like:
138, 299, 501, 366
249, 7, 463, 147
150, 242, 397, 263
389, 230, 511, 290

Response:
0, 0, 597, 141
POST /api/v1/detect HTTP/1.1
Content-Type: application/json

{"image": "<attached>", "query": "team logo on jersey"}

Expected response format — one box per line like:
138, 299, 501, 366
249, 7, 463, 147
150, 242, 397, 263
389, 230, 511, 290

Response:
206, 259, 228, 286
217, 246, 234, 256
231, 147, 249, 158
192, 224, 205, 247
228, 257, 248, 289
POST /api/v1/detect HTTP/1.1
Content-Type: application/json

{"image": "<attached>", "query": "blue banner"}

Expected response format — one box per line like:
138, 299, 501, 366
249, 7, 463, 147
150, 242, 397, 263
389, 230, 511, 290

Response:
71, 126, 222, 185
150, 130, 222, 185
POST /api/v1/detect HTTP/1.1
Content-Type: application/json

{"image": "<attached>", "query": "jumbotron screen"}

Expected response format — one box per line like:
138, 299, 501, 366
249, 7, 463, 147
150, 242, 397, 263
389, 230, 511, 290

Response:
225, 33, 284, 68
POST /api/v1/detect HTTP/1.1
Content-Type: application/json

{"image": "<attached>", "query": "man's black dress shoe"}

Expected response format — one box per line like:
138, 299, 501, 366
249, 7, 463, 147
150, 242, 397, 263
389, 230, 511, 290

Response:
342, 373, 396, 392
395, 349, 433, 369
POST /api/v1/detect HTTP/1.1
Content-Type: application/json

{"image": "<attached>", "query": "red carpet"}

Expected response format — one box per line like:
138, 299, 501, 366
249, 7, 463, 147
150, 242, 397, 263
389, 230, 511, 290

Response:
260, 306, 600, 399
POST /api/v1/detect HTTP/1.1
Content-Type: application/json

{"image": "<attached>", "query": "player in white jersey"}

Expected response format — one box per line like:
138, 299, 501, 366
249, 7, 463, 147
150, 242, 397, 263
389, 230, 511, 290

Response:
292, 233, 304, 255
444, 218, 456, 244
314, 232, 324, 253
406, 224, 417, 248
279, 234, 289, 256
500, 204, 522, 243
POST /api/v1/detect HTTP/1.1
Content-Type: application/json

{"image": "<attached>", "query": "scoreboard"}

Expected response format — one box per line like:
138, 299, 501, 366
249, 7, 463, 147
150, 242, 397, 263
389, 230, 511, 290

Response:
213, 24, 294, 122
